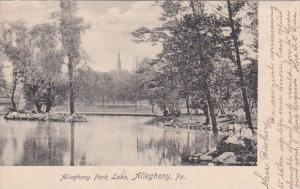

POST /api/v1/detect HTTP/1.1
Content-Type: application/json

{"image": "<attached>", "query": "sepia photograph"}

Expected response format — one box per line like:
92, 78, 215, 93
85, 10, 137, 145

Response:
0, 0, 258, 166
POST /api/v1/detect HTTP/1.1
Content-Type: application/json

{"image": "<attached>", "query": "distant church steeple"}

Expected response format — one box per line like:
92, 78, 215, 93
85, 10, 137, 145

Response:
117, 51, 122, 71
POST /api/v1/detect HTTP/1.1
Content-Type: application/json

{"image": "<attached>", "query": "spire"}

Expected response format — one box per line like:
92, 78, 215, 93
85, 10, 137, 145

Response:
117, 51, 122, 71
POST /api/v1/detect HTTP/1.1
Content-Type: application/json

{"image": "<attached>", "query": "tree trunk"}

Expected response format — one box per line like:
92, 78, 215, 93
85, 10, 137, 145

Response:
68, 55, 75, 115
10, 75, 17, 111
45, 100, 51, 113
162, 102, 167, 116
35, 102, 42, 113
151, 103, 154, 114
16, 90, 22, 110
203, 102, 210, 125
189, 0, 217, 136
10, 87, 16, 111
204, 83, 218, 136
45, 82, 52, 113
106, 95, 109, 105
218, 103, 226, 115
45, 101, 51, 113
185, 98, 190, 115
226, 0, 254, 133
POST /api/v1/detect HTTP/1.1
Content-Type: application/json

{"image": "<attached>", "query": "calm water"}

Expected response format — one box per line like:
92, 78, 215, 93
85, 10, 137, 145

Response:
0, 116, 217, 166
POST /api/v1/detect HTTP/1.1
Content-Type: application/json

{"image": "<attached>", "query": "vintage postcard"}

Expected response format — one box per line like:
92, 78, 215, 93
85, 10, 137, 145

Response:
0, 0, 299, 189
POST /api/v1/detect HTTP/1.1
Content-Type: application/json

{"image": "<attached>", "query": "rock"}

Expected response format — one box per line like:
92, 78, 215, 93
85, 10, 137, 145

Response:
18, 113, 29, 120
65, 114, 88, 122
186, 154, 213, 164
195, 152, 213, 161
188, 155, 200, 163
213, 152, 237, 165
48, 114, 66, 122
32, 113, 46, 120
5, 112, 19, 119
236, 152, 257, 164
144, 116, 172, 125
164, 120, 173, 126
200, 155, 213, 161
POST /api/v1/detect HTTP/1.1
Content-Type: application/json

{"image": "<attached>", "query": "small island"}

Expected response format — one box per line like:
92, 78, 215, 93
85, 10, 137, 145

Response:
4, 111, 87, 122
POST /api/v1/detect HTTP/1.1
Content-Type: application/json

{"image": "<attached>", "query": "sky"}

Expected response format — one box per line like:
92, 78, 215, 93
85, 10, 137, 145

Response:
0, 0, 256, 79
0, 1, 163, 73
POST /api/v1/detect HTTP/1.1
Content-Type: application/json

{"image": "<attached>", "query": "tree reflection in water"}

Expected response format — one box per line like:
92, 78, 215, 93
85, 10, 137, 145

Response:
70, 122, 74, 166
0, 124, 28, 165
20, 122, 68, 166
69, 122, 87, 166
136, 127, 218, 166
0, 137, 7, 163
0, 116, 221, 166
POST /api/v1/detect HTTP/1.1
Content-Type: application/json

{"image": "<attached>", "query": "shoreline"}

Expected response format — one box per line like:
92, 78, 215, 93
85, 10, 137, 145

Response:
0, 112, 157, 117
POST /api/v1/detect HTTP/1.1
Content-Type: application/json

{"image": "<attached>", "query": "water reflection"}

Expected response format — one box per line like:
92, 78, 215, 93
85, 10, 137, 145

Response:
0, 116, 218, 166
135, 128, 217, 165
20, 122, 69, 166
70, 122, 74, 166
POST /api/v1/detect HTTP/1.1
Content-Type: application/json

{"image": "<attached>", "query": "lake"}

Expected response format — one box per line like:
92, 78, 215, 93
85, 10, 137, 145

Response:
0, 116, 217, 166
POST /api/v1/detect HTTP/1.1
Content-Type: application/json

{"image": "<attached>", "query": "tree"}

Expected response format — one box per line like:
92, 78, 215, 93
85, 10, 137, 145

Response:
23, 23, 65, 113
134, 58, 155, 112
0, 49, 7, 92
132, 0, 257, 137
243, 1, 258, 113
57, 0, 89, 114
0, 21, 31, 111
110, 70, 136, 106
210, 57, 239, 114
225, 0, 254, 133
133, 0, 234, 135
75, 67, 113, 105
243, 60, 257, 113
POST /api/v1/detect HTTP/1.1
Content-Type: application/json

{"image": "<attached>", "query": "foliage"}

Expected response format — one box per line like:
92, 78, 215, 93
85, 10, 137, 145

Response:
0, 21, 31, 110
56, 0, 89, 114
22, 23, 67, 112
131, 0, 258, 124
